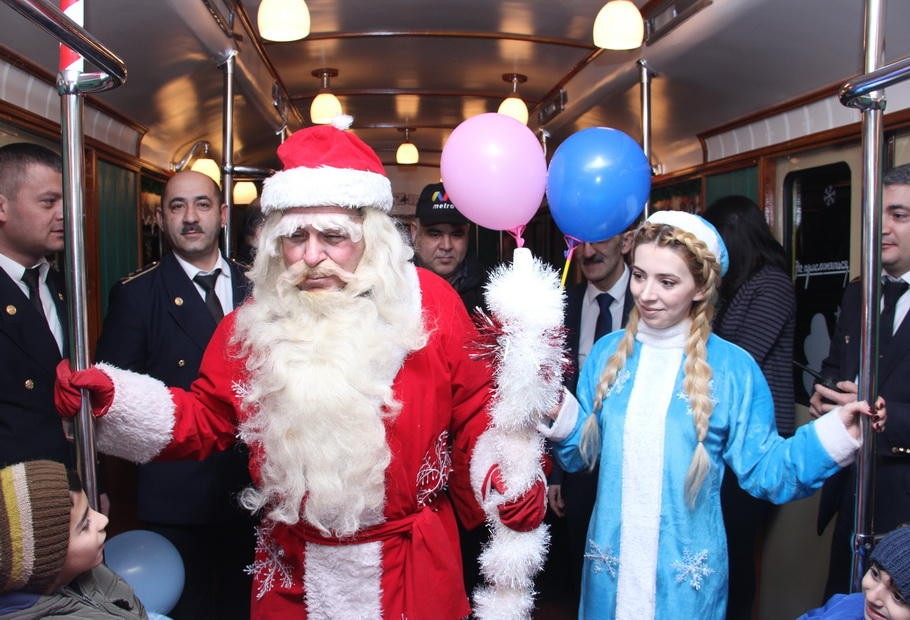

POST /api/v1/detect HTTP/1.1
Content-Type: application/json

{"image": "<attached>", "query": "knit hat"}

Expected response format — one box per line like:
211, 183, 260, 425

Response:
871, 525, 910, 598
260, 115, 393, 216
646, 210, 730, 276
0, 461, 71, 594
415, 183, 468, 226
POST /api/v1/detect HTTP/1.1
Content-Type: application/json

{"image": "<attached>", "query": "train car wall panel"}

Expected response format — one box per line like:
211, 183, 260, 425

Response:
0, 57, 141, 157
705, 81, 910, 164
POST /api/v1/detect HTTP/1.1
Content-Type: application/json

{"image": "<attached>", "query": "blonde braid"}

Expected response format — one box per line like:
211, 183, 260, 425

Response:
579, 310, 640, 469
675, 234, 722, 507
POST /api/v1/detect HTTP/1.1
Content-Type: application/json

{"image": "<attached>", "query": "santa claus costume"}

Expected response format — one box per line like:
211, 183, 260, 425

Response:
59, 119, 522, 619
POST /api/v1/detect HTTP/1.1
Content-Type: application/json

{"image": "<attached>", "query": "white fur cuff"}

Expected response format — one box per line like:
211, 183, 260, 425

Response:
814, 407, 862, 466
93, 363, 176, 463
536, 390, 578, 441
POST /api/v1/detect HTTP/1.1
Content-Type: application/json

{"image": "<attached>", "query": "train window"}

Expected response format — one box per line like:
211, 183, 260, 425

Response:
784, 162, 852, 405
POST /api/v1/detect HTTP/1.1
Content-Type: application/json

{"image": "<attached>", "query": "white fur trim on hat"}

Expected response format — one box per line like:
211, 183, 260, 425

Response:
646, 210, 730, 275
260, 166, 393, 215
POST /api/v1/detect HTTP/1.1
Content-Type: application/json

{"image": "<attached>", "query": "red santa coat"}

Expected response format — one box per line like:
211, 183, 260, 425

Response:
146, 269, 492, 619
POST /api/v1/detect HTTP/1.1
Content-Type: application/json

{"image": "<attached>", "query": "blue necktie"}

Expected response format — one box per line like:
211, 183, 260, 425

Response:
594, 292, 614, 341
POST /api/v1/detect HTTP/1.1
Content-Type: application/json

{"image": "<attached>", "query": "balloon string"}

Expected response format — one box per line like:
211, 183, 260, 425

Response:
561, 236, 582, 289
507, 225, 526, 248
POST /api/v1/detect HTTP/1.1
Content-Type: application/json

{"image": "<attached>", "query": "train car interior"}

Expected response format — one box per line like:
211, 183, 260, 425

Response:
3, 0, 910, 617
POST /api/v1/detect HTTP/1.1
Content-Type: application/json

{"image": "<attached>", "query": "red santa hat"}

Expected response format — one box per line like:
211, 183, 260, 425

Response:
260, 116, 393, 215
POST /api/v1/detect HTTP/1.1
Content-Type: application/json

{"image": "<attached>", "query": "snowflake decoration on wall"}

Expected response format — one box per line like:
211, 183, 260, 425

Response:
245, 523, 296, 600
823, 185, 837, 206
584, 539, 619, 578
672, 548, 714, 591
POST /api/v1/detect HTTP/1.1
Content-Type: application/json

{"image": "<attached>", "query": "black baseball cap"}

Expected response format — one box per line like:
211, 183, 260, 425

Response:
416, 183, 469, 226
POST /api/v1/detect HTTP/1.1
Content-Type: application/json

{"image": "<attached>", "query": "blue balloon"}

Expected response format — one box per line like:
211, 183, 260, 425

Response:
546, 127, 651, 242
105, 530, 184, 614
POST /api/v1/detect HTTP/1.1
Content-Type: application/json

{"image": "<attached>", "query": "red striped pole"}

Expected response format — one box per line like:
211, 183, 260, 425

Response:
58, 0, 83, 72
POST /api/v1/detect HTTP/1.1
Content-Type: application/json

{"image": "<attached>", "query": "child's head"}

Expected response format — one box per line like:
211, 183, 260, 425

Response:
864, 525, 910, 619
0, 460, 108, 594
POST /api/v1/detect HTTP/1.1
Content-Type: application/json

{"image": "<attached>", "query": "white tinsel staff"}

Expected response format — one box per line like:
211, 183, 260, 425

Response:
470, 247, 568, 619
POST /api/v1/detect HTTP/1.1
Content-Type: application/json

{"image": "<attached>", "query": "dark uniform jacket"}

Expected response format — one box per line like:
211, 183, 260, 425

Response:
819, 280, 910, 533
95, 252, 252, 524
0, 266, 71, 467
818, 280, 910, 592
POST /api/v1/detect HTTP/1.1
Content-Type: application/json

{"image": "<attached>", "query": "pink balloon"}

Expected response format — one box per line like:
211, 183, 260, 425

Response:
440, 113, 547, 231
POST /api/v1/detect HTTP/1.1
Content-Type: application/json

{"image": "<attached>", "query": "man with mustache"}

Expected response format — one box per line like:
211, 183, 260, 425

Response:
546, 232, 634, 609
56, 120, 545, 618
93, 169, 254, 619
0, 143, 71, 469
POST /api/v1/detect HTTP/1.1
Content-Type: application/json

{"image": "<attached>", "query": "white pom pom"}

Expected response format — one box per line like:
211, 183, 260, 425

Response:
331, 114, 354, 130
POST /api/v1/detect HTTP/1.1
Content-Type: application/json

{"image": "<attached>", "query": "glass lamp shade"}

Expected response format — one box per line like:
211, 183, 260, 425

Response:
258, 0, 311, 42
593, 0, 645, 50
233, 181, 258, 204
396, 141, 419, 165
190, 158, 221, 185
310, 92, 342, 124
497, 96, 529, 125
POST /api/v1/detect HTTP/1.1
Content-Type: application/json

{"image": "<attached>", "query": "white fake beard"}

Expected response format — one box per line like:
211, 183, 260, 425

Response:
233, 241, 424, 537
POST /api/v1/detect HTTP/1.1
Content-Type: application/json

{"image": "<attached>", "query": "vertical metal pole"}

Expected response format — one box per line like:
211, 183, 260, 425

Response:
851, 0, 886, 593
638, 59, 653, 218
221, 50, 236, 258
58, 68, 98, 509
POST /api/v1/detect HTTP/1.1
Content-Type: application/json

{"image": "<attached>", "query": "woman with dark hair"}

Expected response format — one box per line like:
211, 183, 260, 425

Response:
703, 195, 796, 620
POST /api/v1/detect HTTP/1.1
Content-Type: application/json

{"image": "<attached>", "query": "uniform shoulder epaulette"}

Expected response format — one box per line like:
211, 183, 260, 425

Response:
120, 261, 160, 284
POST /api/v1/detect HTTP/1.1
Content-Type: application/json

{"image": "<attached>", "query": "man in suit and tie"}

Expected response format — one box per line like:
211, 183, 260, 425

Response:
547, 231, 634, 605
0, 143, 71, 468
95, 170, 253, 619
811, 162, 910, 597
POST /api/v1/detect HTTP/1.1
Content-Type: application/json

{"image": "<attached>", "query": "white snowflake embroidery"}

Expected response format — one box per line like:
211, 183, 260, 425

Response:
416, 431, 451, 507
584, 540, 619, 578
605, 368, 631, 397
231, 379, 252, 401
245, 523, 295, 599
672, 549, 714, 591
675, 381, 718, 416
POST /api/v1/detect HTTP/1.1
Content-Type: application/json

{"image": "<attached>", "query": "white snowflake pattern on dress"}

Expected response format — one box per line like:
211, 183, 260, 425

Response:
671, 549, 714, 591
675, 381, 718, 416
231, 379, 252, 401
245, 522, 296, 599
584, 539, 619, 578
416, 430, 451, 507
605, 368, 632, 398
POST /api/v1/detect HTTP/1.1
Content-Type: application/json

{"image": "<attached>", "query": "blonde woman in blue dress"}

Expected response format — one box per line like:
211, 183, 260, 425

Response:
543, 211, 883, 619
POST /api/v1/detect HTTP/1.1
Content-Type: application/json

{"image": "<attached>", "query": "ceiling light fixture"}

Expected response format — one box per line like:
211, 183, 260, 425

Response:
310, 68, 342, 125
257, 0, 311, 42
593, 0, 645, 50
497, 73, 529, 125
233, 181, 258, 204
170, 140, 221, 185
396, 128, 419, 165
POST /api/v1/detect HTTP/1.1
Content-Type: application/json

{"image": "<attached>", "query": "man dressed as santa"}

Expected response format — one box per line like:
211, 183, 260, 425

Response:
55, 119, 546, 619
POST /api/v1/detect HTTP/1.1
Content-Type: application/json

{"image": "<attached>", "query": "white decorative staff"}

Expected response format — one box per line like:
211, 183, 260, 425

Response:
469, 247, 567, 619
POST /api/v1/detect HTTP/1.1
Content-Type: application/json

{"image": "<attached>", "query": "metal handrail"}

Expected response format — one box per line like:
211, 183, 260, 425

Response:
840, 53, 910, 110
3, 0, 127, 93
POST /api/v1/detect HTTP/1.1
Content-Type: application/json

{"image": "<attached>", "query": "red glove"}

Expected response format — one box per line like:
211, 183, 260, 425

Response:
484, 466, 547, 532
54, 360, 115, 418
